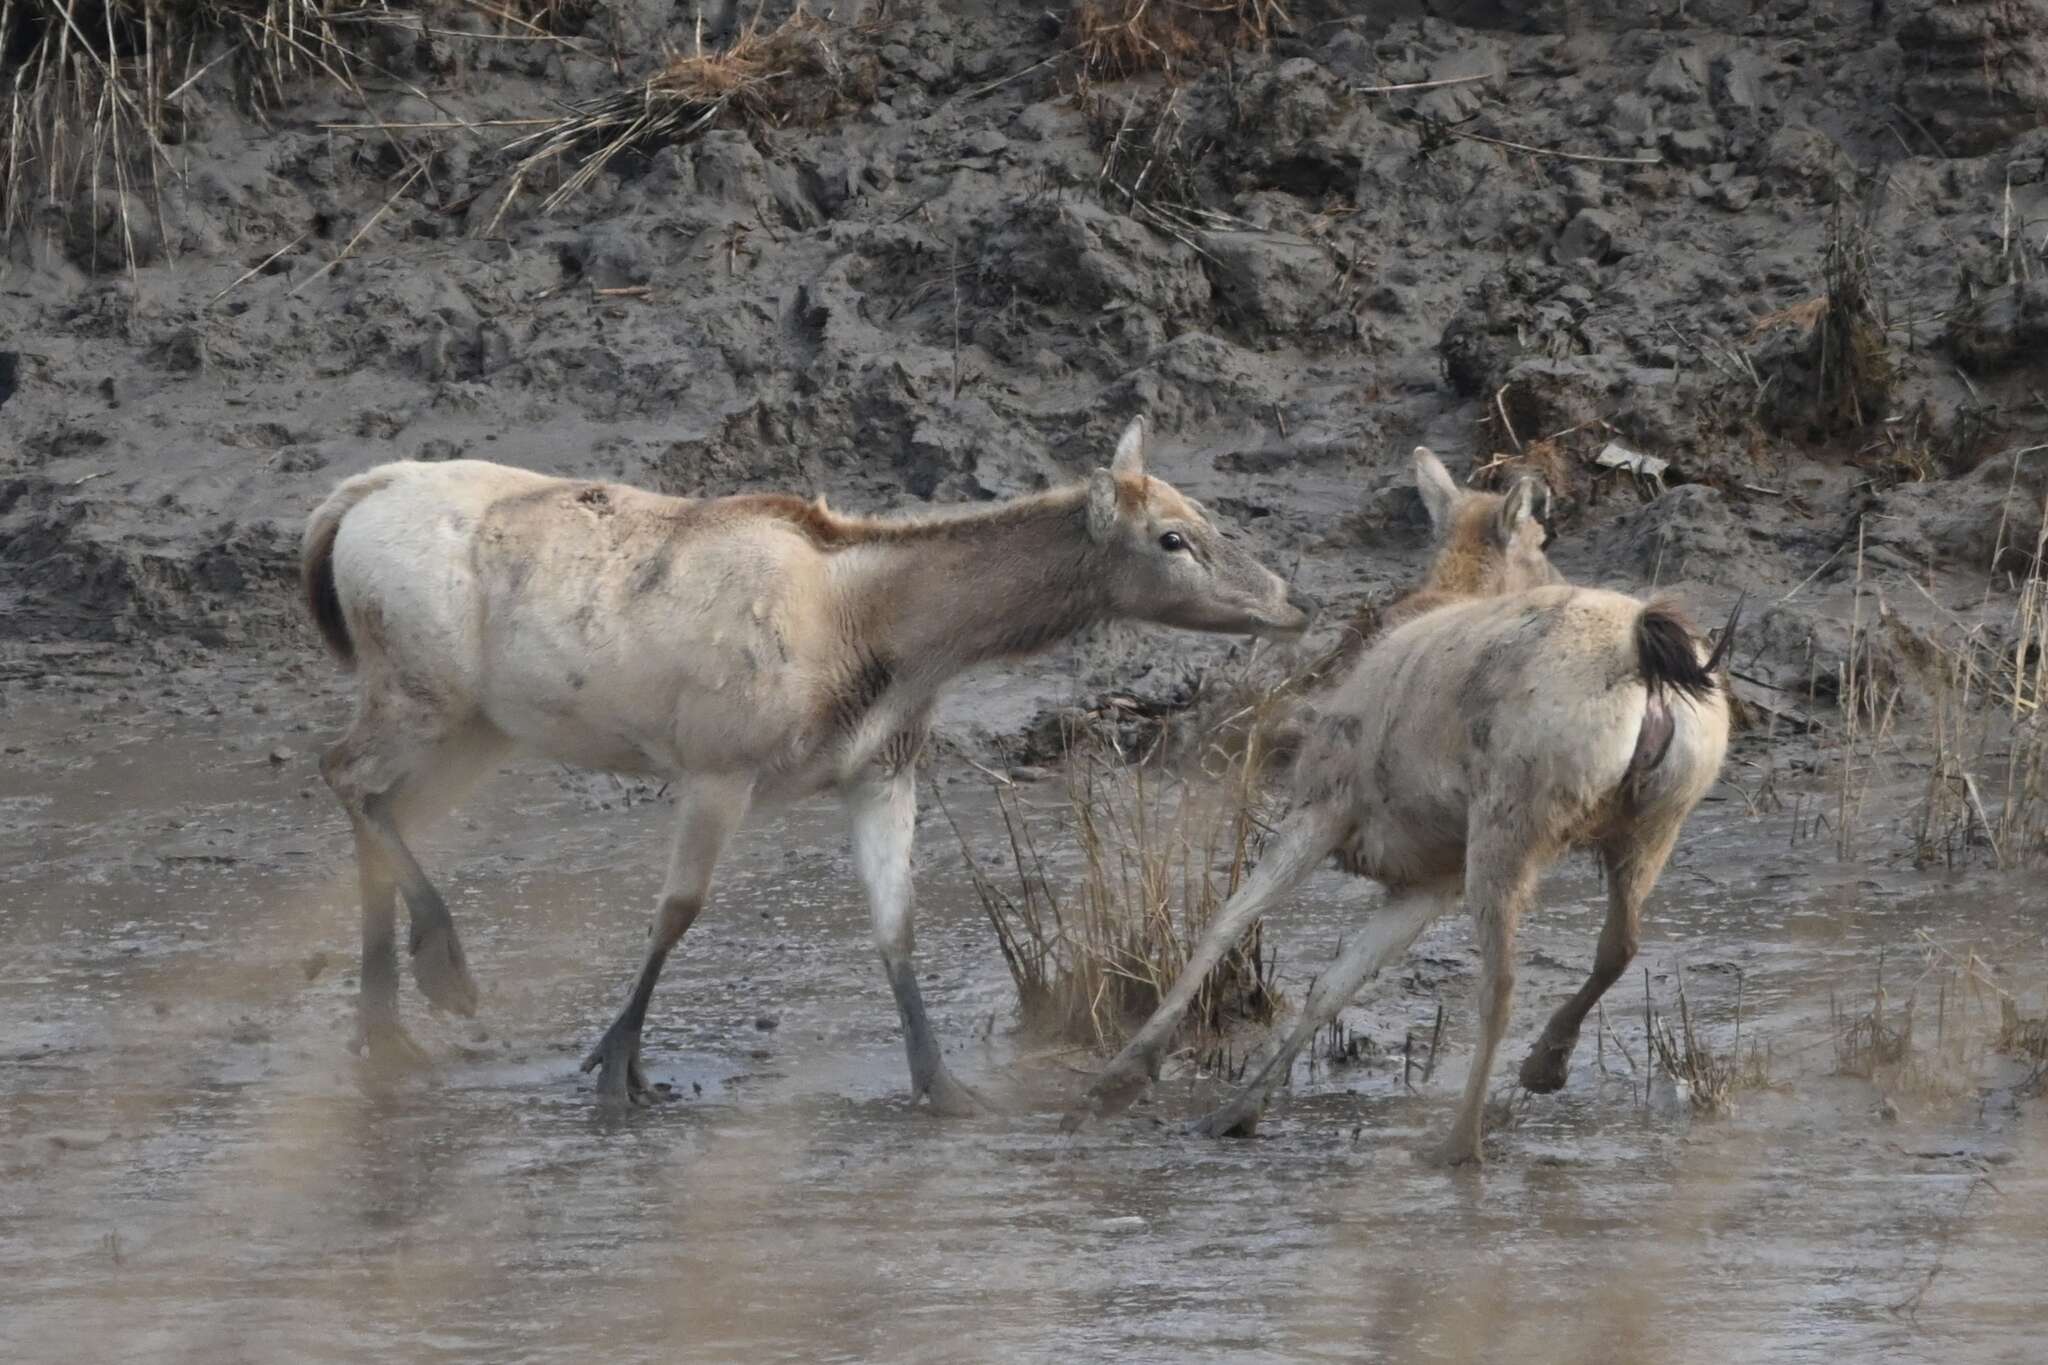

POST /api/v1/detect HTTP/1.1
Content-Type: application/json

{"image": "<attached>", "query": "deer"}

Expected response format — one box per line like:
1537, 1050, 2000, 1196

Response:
301, 418, 1313, 1112
1063, 447, 1737, 1165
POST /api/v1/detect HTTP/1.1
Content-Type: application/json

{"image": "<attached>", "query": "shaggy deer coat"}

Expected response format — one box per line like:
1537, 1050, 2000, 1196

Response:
1067, 448, 1735, 1165
303, 419, 1311, 1110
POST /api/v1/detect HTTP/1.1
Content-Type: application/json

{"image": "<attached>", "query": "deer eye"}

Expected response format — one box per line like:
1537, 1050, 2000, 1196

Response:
1159, 531, 1188, 552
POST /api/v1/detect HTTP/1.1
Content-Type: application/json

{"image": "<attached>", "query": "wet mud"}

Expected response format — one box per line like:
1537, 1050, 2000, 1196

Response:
2, 670, 2043, 1364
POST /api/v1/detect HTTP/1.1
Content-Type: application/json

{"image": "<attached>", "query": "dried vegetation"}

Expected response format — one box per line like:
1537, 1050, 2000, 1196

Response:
497, 7, 874, 221
943, 699, 1288, 1054
1065, 0, 1287, 81
1832, 937, 2047, 1106
1, 0, 373, 265
2, 2, 870, 265
1798, 474, 2048, 870
1640, 968, 1776, 1119
1752, 193, 1900, 440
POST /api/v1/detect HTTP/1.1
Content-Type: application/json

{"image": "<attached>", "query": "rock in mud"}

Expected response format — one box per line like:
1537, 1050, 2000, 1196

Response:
561, 223, 652, 290
1554, 208, 1627, 264
46, 1130, 119, 1152
1216, 59, 1369, 198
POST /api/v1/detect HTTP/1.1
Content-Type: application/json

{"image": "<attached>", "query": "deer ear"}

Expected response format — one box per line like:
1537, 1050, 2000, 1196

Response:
1110, 416, 1147, 478
1413, 446, 1460, 534
1497, 476, 1544, 543
1088, 468, 1121, 542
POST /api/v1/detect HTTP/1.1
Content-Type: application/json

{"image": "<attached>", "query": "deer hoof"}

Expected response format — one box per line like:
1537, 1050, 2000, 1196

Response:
1188, 1099, 1263, 1140
1517, 1036, 1574, 1094
352, 1013, 431, 1072
1421, 1135, 1485, 1169
410, 924, 479, 1017
581, 1023, 655, 1108
1065, 1061, 1151, 1133
924, 1070, 991, 1118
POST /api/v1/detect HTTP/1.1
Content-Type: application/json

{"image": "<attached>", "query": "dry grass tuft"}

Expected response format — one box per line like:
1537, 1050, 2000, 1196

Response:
1066, 0, 1288, 81
1905, 505, 2048, 867
1746, 295, 1828, 342
942, 708, 1285, 1053
1750, 193, 1897, 439
1075, 82, 1251, 253
4, 0, 345, 268
496, 6, 873, 220
1, 0, 583, 268
1644, 968, 1776, 1118
1471, 436, 1571, 502
1815, 197, 1896, 432
1831, 937, 2044, 1107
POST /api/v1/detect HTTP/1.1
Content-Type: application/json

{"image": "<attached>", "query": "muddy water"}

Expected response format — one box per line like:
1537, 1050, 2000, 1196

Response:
2, 674, 2045, 1364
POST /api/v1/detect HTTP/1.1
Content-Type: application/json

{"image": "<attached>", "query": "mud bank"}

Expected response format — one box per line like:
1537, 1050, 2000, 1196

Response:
3, 1, 2046, 753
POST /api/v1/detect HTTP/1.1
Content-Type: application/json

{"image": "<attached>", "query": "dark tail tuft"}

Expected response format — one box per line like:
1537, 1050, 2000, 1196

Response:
301, 468, 401, 670
1635, 597, 1726, 705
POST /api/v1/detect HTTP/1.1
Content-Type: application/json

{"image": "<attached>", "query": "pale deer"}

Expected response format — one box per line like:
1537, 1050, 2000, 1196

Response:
302, 419, 1311, 1110
1065, 447, 1735, 1165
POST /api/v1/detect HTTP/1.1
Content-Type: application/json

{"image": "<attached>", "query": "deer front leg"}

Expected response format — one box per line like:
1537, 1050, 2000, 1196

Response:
848, 769, 984, 1116
1062, 805, 1344, 1133
1191, 884, 1451, 1139
582, 776, 751, 1109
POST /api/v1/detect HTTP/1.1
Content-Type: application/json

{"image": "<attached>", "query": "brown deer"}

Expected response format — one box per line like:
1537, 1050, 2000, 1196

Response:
302, 418, 1312, 1111
1064, 447, 1736, 1165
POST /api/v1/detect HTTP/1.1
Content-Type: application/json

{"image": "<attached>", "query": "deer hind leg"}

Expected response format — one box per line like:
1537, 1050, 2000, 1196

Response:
1191, 882, 1454, 1140
1519, 815, 1687, 1094
1431, 830, 1544, 1169
1063, 802, 1348, 1133
848, 769, 985, 1116
323, 699, 508, 1056
583, 774, 751, 1109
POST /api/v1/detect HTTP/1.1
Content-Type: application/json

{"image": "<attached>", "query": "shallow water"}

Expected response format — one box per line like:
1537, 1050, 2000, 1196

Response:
2, 675, 2044, 1364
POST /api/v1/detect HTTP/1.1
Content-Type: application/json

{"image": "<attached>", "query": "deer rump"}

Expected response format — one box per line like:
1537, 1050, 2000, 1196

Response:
1305, 584, 1733, 873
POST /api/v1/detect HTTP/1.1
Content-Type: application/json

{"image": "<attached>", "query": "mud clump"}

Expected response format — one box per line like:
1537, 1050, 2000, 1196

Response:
984, 199, 1210, 322
1949, 281, 2048, 374
1437, 265, 1595, 400
1894, 0, 2048, 157
1869, 445, 2048, 572
1598, 484, 1748, 586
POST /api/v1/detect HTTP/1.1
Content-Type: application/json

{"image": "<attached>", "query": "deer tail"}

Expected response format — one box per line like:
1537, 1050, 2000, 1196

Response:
1634, 592, 1743, 705
301, 468, 399, 670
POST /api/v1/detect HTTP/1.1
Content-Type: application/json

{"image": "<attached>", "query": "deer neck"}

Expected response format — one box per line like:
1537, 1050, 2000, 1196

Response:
846, 490, 1112, 683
